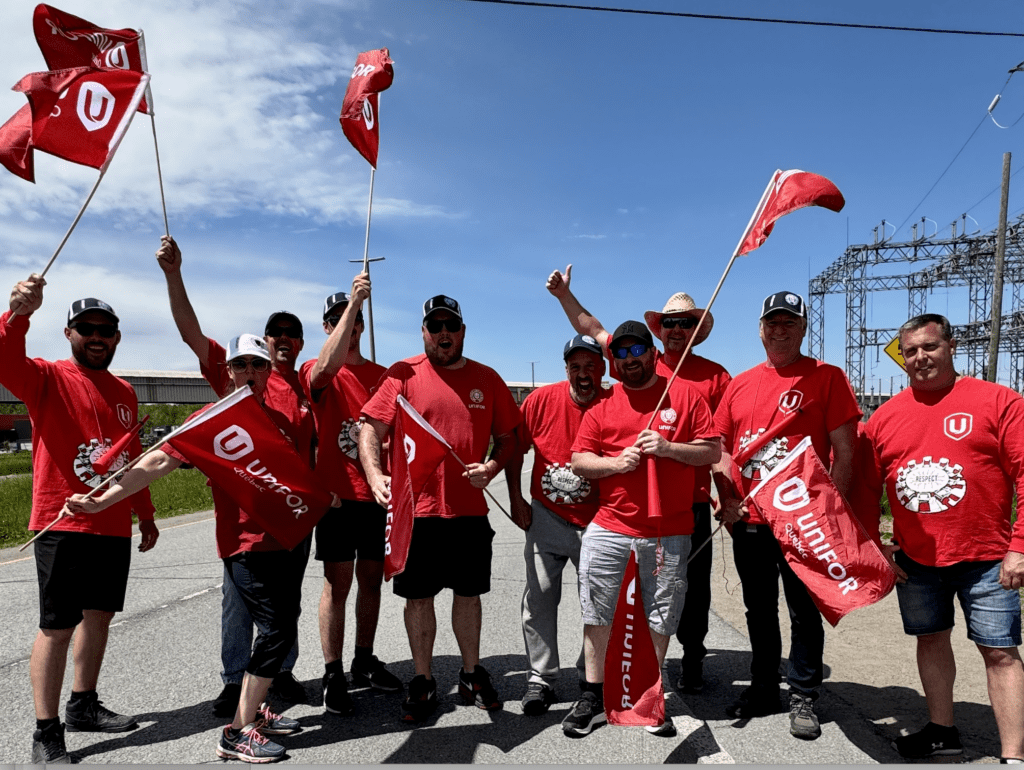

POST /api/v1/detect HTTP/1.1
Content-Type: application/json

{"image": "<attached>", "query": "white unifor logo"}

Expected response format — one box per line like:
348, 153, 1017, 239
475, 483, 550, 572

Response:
213, 425, 255, 461
470, 389, 484, 404
773, 477, 810, 511
117, 404, 132, 429
351, 63, 377, 78
337, 418, 361, 459
77, 82, 116, 132
403, 434, 416, 463
785, 293, 799, 306
944, 413, 973, 441
444, 298, 456, 308
778, 389, 803, 414
541, 463, 591, 504
895, 456, 966, 513
582, 335, 596, 345
103, 43, 129, 69
361, 98, 374, 130
660, 408, 677, 424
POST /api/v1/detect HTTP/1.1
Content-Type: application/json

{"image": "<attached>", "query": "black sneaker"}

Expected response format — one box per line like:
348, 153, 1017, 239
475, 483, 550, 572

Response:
270, 672, 308, 704
215, 723, 285, 763
65, 693, 138, 733
254, 701, 300, 736
31, 722, 72, 764
562, 691, 606, 737
458, 665, 502, 711
401, 675, 438, 725
522, 682, 556, 716
645, 720, 678, 737
322, 670, 355, 716
725, 686, 780, 719
788, 693, 821, 740
350, 655, 403, 693
676, 660, 704, 694
213, 683, 243, 718
892, 722, 963, 758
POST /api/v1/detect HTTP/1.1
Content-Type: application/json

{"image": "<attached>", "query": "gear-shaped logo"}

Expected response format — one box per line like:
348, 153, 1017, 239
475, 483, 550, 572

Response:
738, 429, 790, 481
895, 456, 966, 513
72, 438, 127, 488
337, 418, 361, 460
470, 389, 484, 404
541, 462, 591, 504
660, 408, 677, 425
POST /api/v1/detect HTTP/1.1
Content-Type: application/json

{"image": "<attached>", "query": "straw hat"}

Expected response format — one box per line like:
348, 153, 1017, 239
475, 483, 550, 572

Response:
644, 292, 714, 347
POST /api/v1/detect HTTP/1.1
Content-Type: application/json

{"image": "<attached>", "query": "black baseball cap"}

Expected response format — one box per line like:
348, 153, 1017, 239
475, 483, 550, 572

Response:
67, 298, 118, 325
323, 292, 364, 324
563, 333, 603, 361
609, 320, 654, 349
264, 311, 303, 337
423, 295, 462, 321
760, 291, 806, 319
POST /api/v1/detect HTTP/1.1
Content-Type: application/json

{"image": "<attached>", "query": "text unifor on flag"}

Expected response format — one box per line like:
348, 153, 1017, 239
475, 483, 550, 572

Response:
749, 436, 897, 626
737, 169, 846, 256
340, 48, 394, 168
164, 387, 334, 551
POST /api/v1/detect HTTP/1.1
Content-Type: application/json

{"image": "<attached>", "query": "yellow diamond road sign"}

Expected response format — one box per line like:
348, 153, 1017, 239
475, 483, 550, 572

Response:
884, 336, 906, 371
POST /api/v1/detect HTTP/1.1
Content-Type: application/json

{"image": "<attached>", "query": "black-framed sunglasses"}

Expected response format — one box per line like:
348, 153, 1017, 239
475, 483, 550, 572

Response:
425, 317, 462, 334
228, 358, 271, 372
69, 322, 118, 338
326, 312, 364, 328
267, 326, 302, 339
614, 343, 649, 359
661, 316, 698, 330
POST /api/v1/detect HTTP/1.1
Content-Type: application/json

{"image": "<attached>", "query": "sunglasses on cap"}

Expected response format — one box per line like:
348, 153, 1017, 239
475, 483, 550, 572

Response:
228, 358, 271, 372
425, 317, 462, 334
69, 322, 118, 338
614, 343, 650, 359
661, 316, 698, 330
266, 326, 302, 339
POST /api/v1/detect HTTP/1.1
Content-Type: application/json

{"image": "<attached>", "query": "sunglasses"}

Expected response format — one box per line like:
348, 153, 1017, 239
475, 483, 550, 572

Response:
425, 318, 462, 334
326, 312, 364, 328
614, 343, 649, 359
70, 322, 118, 338
228, 358, 271, 372
661, 317, 698, 330
267, 326, 302, 339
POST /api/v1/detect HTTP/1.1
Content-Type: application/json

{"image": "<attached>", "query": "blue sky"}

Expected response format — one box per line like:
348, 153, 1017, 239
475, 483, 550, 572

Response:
1, 0, 1022, 389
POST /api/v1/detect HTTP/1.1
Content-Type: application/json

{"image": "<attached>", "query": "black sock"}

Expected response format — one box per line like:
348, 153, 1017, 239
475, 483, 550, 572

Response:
36, 717, 60, 733
354, 646, 373, 662
69, 689, 95, 704
325, 659, 345, 675
583, 681, 604, 700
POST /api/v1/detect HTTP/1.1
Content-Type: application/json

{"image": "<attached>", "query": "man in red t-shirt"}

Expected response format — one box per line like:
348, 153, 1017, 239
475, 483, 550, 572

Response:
3, 275, 157, 764
156, 236, 313, 714
547, 265, 731, 694
504, 333, 608, 716
298, 274, 403, 715
563, 320, 720, 738
858, 314, 1024, 763
715, 291, 860, 741
359, 295, 521, 725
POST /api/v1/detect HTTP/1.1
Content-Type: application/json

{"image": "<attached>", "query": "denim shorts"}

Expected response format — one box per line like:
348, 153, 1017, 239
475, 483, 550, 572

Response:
578, 523, 690, 636
894, 551, 1022, 648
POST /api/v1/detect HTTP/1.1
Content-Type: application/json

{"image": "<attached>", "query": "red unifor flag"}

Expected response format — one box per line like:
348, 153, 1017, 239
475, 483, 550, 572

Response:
385, 395, 451, 579
93, 414, 149, 475
164, 387, 334, 551
33, 4, 151, 114
605, 548, 665, 727
14, 67, 149, 172
737, 169, 845, 256
749, 436, 896, 626
0, 105, 35, 182
340, 48, 394, 168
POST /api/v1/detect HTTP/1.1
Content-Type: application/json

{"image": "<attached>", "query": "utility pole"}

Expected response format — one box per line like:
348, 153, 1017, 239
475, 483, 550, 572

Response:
987, 152, 1011, 382
528, 360, 538, 389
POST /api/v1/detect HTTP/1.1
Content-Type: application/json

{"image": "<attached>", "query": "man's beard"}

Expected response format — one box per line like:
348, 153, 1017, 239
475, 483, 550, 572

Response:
425, 336, 464, 366
72, 345, 115, 371
619, 358, 653, 386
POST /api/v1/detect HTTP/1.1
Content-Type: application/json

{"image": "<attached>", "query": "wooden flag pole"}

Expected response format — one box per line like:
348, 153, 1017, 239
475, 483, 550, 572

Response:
139, 31, 169, 236
361, 164, 377, 363
39, 170, 109, 279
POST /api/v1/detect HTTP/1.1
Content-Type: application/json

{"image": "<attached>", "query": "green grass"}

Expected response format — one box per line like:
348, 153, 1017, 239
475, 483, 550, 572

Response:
0, 451, 33, 476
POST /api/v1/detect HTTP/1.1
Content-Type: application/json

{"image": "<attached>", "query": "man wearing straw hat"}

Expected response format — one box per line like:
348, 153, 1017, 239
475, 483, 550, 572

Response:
2, 274, 156, 764
547, 266, 731, 694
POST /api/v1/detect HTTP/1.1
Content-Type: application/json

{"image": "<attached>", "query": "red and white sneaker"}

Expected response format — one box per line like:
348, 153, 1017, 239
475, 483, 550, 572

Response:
215, 723, 285, 763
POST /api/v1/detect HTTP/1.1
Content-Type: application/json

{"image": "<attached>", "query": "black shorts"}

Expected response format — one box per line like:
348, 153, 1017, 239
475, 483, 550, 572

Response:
34, 531, 132, 630
393, 516, 494, 600
315, 499, 386, 563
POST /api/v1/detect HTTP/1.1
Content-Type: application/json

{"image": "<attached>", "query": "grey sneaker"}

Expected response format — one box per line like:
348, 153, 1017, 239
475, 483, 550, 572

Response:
215, 723, 285, 763
521, 682, 555, 716
31, 723, 72, 764
789, 693, 821, 740
254, 701, 300, 736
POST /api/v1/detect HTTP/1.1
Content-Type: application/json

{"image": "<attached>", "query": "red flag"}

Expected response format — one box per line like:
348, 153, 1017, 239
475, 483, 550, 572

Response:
749, 437, 896, 626
340, 48, 394, 168
737, 169, 845, 256
14, 67, 149, 172
165, 387, 333, 550
605, 549, 665, 726
0, 105, 35, 182
645, 455, 662, 518
33, 4, 150, 114
93, 414, 149, 475
385, 395, 451, 579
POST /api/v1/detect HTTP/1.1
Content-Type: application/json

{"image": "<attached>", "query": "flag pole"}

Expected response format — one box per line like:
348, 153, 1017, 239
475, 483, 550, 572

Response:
444, 449, 515, 523
39, 170, 109, 279
361, 164, 377, 363
138, 31, 169, 235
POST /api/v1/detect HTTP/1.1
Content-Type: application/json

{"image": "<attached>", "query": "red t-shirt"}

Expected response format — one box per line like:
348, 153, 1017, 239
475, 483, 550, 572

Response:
0, 311, 154, 536
859, 377, 1024, 566
715, 356, 861, 524
520, 380, 610, 528
299, 358, 385, 501
571, 375, 716, 538
361, 354, 522, 518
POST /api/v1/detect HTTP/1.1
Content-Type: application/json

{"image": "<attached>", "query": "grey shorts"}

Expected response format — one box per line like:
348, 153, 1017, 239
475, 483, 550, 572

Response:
578, 522, 690, 636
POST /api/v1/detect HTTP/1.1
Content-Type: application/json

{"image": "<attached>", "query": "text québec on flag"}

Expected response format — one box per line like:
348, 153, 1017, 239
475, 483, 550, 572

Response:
340, 48, 395, 169
749, 436, 896, 626
33, 3, 151, 114
604, 549, 665, 727
0, 105, 35, 182
163, 387, 334, 551
14, 67, 149, 173
385, 395, 451, 580
738, 169, 845, 256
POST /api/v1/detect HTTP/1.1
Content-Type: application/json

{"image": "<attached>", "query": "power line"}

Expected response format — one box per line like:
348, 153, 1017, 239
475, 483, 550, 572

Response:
454, 0, 1024, 37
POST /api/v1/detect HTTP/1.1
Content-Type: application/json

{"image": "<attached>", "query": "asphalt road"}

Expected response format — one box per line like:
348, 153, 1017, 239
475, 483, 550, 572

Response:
0, 451, 1005, 764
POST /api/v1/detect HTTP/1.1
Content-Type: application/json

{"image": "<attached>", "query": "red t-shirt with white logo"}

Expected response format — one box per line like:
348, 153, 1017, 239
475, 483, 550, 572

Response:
299, 358, 385, 502
571, 375, 716, 538
860, 377, 1024, 566
520, 380, 610, 528
361, 354, 522, 518
0, 311, 154, 536
715, 356, 861, 525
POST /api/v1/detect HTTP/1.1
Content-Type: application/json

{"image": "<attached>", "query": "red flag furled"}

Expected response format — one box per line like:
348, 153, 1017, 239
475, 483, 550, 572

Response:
33, 3, 151, 113
737, 169, 845, 256
645, 455, 662, 518
14, 67, 149, 172
0, 105, 35, 182
385, 395, 451, 579
749, 437, 896, 626
340, 48, 394, 168
605, 549, 665, 726
93, 414, 149, 475
165, 387, 333, 550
